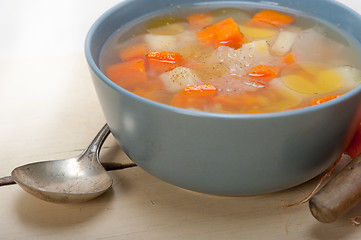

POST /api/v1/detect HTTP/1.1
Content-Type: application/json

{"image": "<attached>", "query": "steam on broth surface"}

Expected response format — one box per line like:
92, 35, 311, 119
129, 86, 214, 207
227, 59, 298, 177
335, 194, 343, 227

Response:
99, 4, 361, 114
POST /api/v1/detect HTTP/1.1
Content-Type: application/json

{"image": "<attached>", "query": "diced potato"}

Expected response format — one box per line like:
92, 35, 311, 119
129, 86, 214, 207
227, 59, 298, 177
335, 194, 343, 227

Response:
239, 25, 277, 39
271, 31, 298, 56
241, 40, 271, 58
282, 67, 342, 94
159, 67, 202, 92
145, 34, 177, 51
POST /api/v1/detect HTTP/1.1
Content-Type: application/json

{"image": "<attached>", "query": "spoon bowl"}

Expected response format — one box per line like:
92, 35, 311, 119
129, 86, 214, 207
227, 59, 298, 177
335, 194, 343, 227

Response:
11, 125, 112, 203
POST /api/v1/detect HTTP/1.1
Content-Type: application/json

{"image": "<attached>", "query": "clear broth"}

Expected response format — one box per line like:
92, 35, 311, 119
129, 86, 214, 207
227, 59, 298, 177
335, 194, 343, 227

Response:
99, 3, 361, 114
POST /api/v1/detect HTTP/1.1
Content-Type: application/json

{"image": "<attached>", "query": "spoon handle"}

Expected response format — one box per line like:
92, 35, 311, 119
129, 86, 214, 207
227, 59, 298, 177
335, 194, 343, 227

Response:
0, 176, 15, 186
81, 124, 111, 159
309, 154, 361, 223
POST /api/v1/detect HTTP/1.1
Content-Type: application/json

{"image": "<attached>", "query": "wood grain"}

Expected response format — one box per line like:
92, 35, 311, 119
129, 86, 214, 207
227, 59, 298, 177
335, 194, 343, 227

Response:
309, 154, 361, 223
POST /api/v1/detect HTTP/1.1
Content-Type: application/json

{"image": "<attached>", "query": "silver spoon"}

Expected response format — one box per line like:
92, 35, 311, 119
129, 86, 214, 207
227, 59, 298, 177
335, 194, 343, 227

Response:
11, 124, 113, 203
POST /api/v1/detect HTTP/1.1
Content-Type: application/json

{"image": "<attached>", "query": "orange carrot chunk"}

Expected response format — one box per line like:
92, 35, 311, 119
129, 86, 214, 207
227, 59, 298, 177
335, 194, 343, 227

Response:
146, 51, 183, 73
171, 84, 217, 109
119, 43, 147, 61
248, 65, 280, 81
197, 17, 245, 49
311, 94, 342, 105
187, 13, 213, 28
282, 53, 296, 66
106, 59, 146, 78
251, 10, 294, 27
345, 123, 361, 159
105, 59, 147, 90
184, 84, 217, 94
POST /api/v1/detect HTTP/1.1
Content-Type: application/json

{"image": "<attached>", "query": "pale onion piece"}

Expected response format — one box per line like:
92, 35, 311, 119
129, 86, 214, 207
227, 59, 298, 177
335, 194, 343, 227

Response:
335, 66, 361, 89
239, 25, 277, 40
292, 28, 344, 64
217, 40, 272, 77
241, 40, 271, 58
145, 34, 177, 51
271, 31, 298, 56
159, 67, 202, 92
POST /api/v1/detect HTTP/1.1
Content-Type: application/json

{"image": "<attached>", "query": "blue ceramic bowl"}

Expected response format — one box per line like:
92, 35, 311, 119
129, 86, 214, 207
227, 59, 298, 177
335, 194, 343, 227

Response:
85, 0, 361, 196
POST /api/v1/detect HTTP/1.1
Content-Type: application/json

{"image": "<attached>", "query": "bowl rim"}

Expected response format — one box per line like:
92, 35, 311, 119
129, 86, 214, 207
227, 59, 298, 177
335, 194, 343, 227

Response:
85, 0, 361, 120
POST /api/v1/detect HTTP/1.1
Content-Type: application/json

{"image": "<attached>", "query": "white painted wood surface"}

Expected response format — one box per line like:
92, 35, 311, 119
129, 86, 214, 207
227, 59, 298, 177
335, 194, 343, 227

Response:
1, 1, 361, 239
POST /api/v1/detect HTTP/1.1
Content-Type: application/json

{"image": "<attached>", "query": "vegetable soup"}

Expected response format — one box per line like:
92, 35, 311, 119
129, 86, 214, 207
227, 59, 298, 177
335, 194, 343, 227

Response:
99, 4, 361, 114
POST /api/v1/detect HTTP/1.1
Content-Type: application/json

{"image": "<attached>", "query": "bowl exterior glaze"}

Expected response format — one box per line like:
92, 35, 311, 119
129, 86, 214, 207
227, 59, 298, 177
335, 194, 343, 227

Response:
86, 0, 361, 196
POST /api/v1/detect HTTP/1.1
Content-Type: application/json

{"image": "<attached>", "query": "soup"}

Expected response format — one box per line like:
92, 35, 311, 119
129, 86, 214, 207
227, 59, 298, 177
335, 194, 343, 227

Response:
99, 5, 361, 114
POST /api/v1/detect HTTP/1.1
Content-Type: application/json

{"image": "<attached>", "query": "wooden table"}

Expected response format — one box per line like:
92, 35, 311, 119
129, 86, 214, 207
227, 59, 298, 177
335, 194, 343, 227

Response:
1, 0, 361, 239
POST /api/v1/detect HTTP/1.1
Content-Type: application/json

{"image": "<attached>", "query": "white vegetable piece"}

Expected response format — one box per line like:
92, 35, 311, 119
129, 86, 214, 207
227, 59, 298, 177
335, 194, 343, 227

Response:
271, 31, 298, 56
145, 34, 177, 51
241, 40, 271, 58
292, 28, 344, 64
335, 66, 361, 89
159, 67, 202, 92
